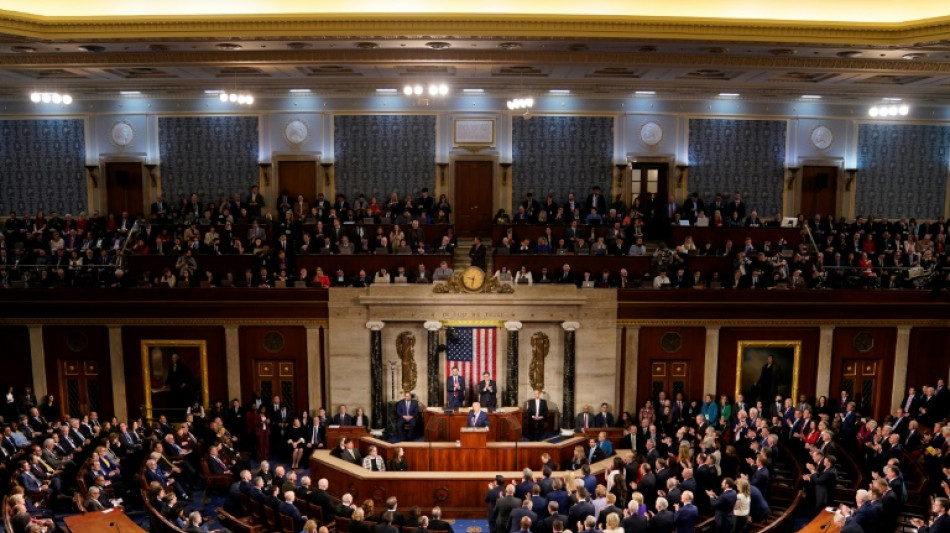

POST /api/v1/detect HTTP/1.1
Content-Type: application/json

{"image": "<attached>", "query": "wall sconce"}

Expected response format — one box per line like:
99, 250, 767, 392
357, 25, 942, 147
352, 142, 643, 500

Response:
144, 163, 159, 187
258, 163, 272, 187
436, 163, 449, 186
675, 164, 689, 187
85, 165, 99, 188
499, 162, 512, 185
786, 166, 800, 190
845, 168, 858, 191
320, 162, 334, 186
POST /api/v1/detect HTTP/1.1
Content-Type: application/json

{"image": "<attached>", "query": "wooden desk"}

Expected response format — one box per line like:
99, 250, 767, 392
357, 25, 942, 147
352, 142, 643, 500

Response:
423, 408, 522, 442
798, 509, 840, 533
670, 226, 802, 249
64, 509, 147, 533
311, 438, 610, 517
326, 426, 368, 448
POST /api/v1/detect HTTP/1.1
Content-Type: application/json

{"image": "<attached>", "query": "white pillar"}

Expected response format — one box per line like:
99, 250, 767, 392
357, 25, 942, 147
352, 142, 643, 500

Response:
28, 326, 46, 399
816, 326, 835, 398
625, 326, 641, 413
306, 325, 323, 414
224, 325, 241, 402
703, 326, 720, 394
108, 326, 128, 421
892, 326, 911, 412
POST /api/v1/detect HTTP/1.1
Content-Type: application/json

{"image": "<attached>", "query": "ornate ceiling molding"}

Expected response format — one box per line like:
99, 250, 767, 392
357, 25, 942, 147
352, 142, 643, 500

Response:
5, 48, 950, 76
1, 11, 949, 45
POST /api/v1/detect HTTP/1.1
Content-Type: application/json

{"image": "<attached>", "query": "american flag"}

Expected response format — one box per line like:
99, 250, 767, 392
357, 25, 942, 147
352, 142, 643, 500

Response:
445, 327, 497, 403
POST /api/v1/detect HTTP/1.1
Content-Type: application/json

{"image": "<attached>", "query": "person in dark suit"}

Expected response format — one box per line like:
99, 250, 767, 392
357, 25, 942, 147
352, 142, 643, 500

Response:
539, 502, 568, 533
650, 498, 676, 533
804, 455, 837, 515
469, 402, 490, 428
495, 485, 522, 533
585, 438, 606, 464
708, 478, 737, 533
596, 494, 623, 529
279, 491, 308, 532
567, 490, 595, 531
594, 403, 614, 428
429, 506, 456, 533
623, 502, 649, 533
911, 497, 949, 533
479, 372, 498, 410
375, 511, 400, 533
674, 491, 699, 533
585, 186, 607, 218
447, 367, 466, 409
332, 405, 355, 426
396, 392, 419, 441
528, 389, 549, 441
310, 478, 337, 523
508, 500, 539, 533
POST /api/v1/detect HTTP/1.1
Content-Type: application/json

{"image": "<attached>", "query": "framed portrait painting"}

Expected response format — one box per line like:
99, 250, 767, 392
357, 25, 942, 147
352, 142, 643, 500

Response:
141, 340, 209, 421
735, 341, 801, 406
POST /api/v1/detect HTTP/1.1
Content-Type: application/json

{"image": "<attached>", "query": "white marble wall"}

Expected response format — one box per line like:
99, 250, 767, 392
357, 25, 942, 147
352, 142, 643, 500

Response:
327, 285, 618, 422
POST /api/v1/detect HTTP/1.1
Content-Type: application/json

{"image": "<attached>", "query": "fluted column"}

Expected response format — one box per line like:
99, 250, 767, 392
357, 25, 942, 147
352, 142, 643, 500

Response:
224, 325, 241, 402
28, 326, 46, 399
561, 321, 580, 430
892, 326, 911, 412
108, 326, 128, 421
366, 321, 386, 429
503, 321, 523, 407
816, 326, 835, 398
703, 326, 720, 395
424, 321, 443, 407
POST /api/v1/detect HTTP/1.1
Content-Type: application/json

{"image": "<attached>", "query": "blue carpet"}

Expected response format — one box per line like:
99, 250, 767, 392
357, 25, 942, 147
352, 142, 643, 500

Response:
452, 519, 488, 533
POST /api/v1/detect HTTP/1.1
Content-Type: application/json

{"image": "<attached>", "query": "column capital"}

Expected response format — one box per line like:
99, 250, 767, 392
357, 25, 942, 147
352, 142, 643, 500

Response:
504, 321, 523, 332
424, 321, 443, 332
705, 325, 721, 334
366, 321, 385, 331
561, 321, 580, 332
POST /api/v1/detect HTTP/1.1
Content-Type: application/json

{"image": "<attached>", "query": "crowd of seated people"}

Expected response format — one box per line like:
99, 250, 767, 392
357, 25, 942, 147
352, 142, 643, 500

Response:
1, 183, 948, 290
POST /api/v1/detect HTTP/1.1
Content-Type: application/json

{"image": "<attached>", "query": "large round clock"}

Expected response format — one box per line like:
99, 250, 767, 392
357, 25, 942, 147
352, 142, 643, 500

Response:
460, 266, 486, 292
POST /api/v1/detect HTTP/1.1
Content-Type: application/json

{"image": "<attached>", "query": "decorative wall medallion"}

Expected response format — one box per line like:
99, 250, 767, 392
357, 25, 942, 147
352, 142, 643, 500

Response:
810, 125, 834, 151
263, 331, 285, 353
433, 487, 450, 502
640, 121, 663, 147
661, 331, 682, 353
110, 121, 135, 148
283, 119, 310, 146
66, 330, 88, 352
852, 331, 874, 353
370, 486, 387, 501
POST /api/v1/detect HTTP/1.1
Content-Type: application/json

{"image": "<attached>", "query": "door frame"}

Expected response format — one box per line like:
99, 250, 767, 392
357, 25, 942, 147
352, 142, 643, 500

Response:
793, 157, 848, 220
449, 154, 499, 230
98, 156, 150, 217
624, 155, 675, 206
274, 157, 321, 206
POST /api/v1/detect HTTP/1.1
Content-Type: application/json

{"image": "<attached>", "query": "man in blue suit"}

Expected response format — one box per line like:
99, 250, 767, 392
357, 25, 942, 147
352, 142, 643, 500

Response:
468, 402, 490, 428
674, 490, 699, 533
708, 478, 737, 533
447, 367, 466, 409
278, 491, 307, 532
396, 392, 419, 441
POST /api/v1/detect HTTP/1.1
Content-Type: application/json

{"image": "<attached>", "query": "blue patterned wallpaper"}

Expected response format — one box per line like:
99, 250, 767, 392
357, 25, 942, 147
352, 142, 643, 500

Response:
334, 115, 436, 201
158, 116, 259, 205
688, 119, 787, 216
512, 116, 614, 204
856, 124, 950, 219
0, 119, 87, 215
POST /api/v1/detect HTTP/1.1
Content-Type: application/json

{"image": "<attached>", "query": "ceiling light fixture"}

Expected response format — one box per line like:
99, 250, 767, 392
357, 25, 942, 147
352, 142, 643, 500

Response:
403, 83, 449, 97
549, 89, 571, 94
634, 91, 656, 95
119, 90, 141, 95
30, 92, 72, 105
289, 89, 311, 94
869, 103, 909, 118
376, 88, 397, 94
218, 91, 254, 105
719, 92, 740, 97
801, 95, 822, 99
462, 88, 485, 94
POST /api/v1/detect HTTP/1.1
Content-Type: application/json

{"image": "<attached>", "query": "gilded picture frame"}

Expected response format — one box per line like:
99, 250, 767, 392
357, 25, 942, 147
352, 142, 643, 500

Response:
453, 118, 496, 146
735, 341, 801, 406
141, 340, 209, 421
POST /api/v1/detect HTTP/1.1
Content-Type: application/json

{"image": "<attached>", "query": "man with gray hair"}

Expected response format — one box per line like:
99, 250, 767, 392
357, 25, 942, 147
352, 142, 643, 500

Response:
311, 478, 335, 523
430, 506, 455, 533
279, 490, 307, 531
652, 497, 674, 533
336, 493, 356, 518
516, 468, 536, 499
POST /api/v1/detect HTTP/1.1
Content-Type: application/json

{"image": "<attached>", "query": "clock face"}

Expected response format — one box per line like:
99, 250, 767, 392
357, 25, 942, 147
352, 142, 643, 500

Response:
460, 266, 486, 291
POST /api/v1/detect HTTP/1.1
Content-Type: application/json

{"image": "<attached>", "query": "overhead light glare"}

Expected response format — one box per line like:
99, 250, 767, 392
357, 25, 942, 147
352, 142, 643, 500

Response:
719, 92, 740, 97
204, 89, 225, 95
119, 90, 141, 95
549, 89, 571, 94
801, 95, 822, 99
289, 89, 311, 94
882, 97, 903, 102
634, 91, 656, 95
30, 91, 72, 105
375, 88, 398, 94
462, 88, 484, 94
